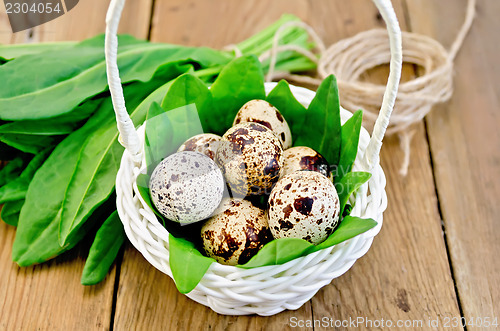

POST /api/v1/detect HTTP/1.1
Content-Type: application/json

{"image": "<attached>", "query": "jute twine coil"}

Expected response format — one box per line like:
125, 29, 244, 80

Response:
256, 0, 476, 176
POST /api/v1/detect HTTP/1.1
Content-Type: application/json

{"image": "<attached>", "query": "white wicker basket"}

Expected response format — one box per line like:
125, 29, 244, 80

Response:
106, 0, 402, 316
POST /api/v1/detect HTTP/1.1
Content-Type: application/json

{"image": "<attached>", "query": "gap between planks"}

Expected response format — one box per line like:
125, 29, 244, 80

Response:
401, 0, 467, 326
306, 1, 462, 330
0, 0, 468, 329
1, 1, 153, 330
423, 118, 468, 330
111, 1, 462, 331
406, 0, 500, 325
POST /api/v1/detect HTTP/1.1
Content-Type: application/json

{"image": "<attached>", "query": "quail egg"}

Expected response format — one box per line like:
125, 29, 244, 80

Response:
216, 122, 283, 197
282, 146, 331, 179
268, 171, 340, 244
201, 199, 273, 265
149, 151, 224, 224
177, 133, 221, 160
233, 99, 292, 149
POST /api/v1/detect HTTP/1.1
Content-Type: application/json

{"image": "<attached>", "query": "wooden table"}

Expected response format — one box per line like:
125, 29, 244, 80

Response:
1, 0, 499, 330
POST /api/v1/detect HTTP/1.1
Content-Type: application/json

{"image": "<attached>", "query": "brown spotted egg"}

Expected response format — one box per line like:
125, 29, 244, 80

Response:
215, 122, 283, 198
201, 199, 273, 265
268, 171, 340, 244
233, 100, 292, 149
149, 151, 224, 224
177, 133, 221, 160
283, 146, 331, 179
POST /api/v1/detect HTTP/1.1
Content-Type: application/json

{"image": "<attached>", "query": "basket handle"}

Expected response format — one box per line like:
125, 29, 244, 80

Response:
105, 0, 142, 164
104, 0, 402, 169
362, 0, 403, 171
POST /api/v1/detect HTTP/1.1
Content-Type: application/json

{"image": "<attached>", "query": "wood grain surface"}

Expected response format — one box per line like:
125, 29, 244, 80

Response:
0, 0, 151, 43
406, 0, 500, 327
1, 0, 499, 330
0, 2, 151, 330
306, 2, 462, 330
0, 221, 116, 330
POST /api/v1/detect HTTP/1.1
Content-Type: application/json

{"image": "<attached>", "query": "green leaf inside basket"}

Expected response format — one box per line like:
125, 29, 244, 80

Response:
335, 171, 372, 217
143, 102, 204, 175
295, 75, 342, 168
315, 216, 378, 250
209, 55, 266, 135
337, 110, 363, 181
265, 80, 307, 145
169, 234, 214, 294
241, 216, 377, 268
161, 73, 214, 133
137, 56, 378, 294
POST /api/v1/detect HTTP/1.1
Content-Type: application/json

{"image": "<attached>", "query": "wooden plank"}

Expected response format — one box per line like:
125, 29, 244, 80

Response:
0, 0, 152, 44
0, 220, 116, 330
0, 0, 152, 329
313, 125, 463, 330
114, 0, 461, 329
150, 0, 309, 47
115, 1, 316, 330
405, 0, 500, 326
0, 9, 12, 44
114, 245, 310, 330
304, 1, 462, 329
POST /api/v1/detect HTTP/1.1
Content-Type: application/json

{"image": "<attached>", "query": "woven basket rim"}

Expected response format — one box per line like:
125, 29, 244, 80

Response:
115, 82, 387, 315
107, 0, 401, 315
119, 82, 384, 271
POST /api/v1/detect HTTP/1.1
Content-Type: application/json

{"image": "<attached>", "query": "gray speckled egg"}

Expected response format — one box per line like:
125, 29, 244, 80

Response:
201, 199, 273, 265
233, 100, 292, 149
268, 171, 339, 244
215, 122, 283, 198
149, 151, 224, 224
283, 146, 331, 179
177, 133, 221, 160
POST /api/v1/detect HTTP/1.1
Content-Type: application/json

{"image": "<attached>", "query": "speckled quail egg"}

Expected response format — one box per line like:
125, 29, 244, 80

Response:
282, 146, 331, 179
149, 151, 224, 224
215, 122, 283, 198
201, 199, 273, 265
233, 99, 292, 149
177, 133, 221, 160
268, 171, 340, 244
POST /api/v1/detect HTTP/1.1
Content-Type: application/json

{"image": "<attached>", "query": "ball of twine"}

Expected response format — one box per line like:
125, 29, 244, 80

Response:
259, 0, 475, 176
319, 29, 452, 136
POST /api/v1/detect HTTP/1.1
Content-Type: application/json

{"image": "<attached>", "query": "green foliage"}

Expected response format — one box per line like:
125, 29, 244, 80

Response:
265, 80, 307, 145
169, 234, 214, 294
0, 148, 51, 204
295, 75, 342, 167
0, 16, 360, 287
242, 216, 377, 268
161, 73, 214, 133
337, 110, 363, 180
81, 211, 125, 286
0, 156, 27, 187
335, 171, 372, 216
142, 58, 375, 293
1, 200, 24, 226
12, 95, 116, 266
315, 216, 378, 250
0, 35, 231, 121
12, 78, 171, 266
209, 55, 265, 134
